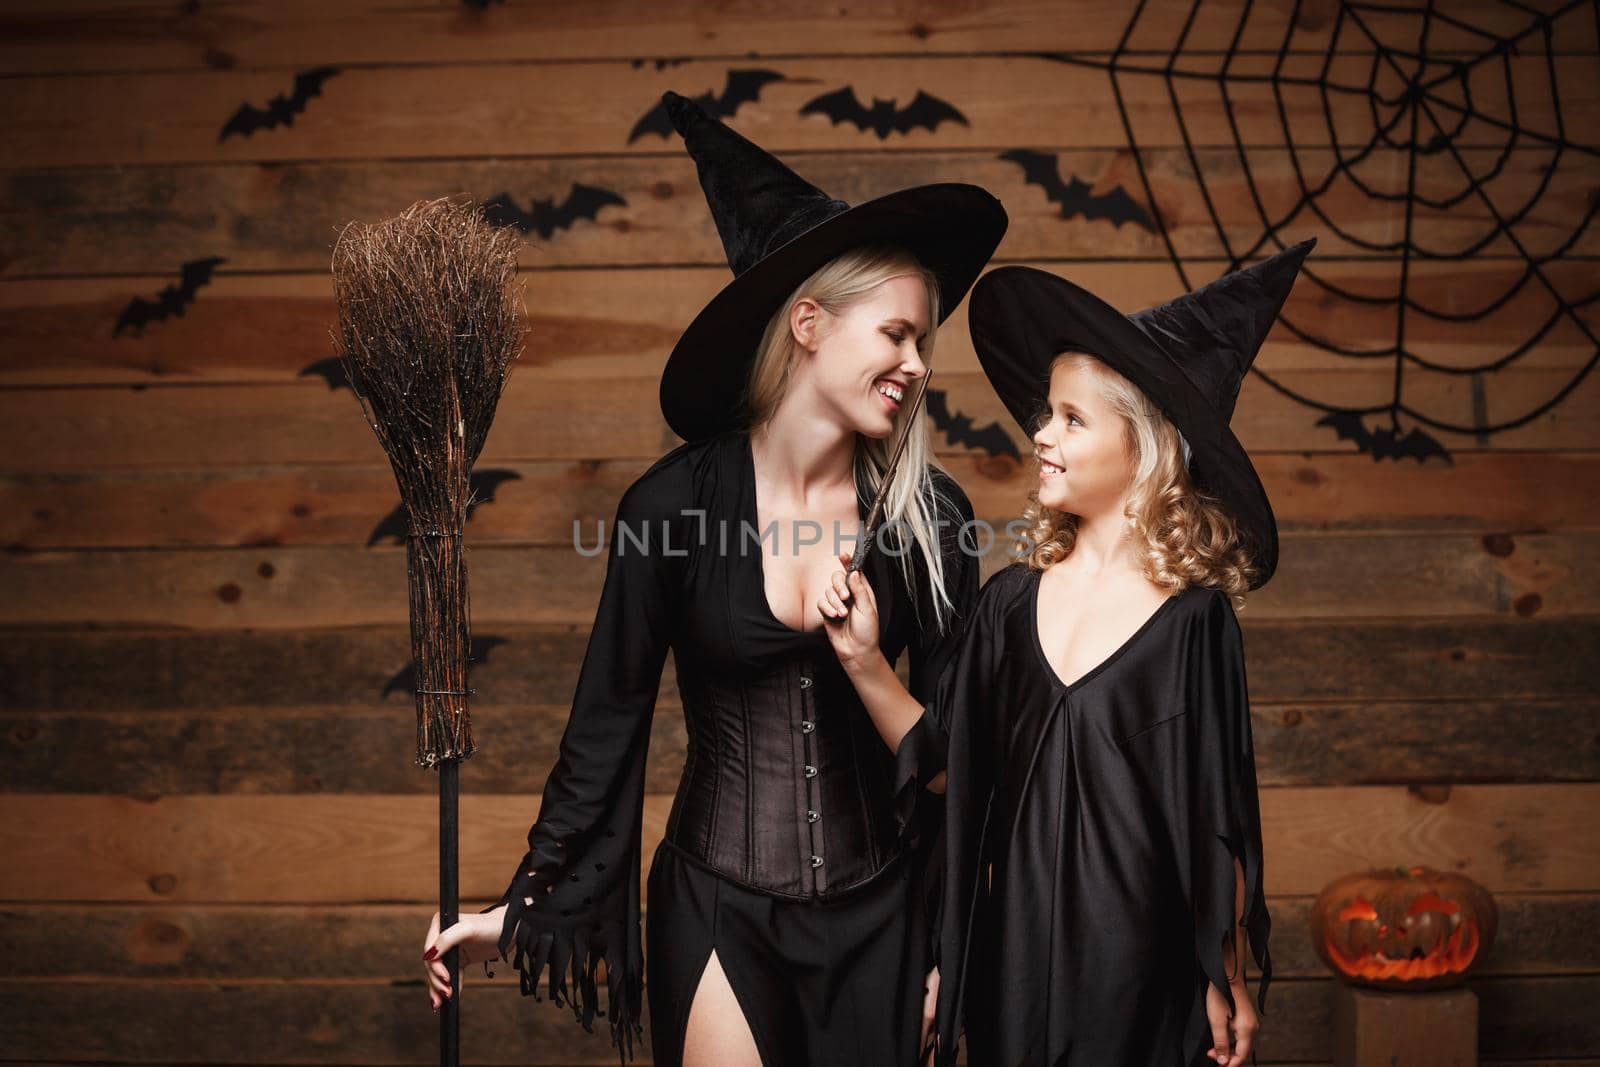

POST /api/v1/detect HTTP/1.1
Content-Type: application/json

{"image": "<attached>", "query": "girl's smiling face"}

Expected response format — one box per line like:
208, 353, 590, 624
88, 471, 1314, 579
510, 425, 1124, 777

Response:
795, 273, 930, 438
1032, 356, 1135, 516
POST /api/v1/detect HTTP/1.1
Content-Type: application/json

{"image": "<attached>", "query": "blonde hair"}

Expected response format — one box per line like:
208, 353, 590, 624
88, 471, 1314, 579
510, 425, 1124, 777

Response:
1012, 351, 1258, 608
744, 243, 965, 635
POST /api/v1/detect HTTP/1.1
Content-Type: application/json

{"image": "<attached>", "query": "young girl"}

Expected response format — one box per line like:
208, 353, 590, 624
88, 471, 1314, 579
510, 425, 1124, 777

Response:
821, 241, 1315, 1067
420, 91, 1007, 1067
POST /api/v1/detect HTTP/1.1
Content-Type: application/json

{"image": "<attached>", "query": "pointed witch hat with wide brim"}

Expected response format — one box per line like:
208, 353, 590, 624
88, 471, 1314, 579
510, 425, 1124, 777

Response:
657, 90, 1009, 443
968, 238, 1317, 589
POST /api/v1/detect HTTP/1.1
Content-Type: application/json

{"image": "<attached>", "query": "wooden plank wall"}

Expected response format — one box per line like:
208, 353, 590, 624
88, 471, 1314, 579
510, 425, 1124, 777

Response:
2, 1, 1598, 1063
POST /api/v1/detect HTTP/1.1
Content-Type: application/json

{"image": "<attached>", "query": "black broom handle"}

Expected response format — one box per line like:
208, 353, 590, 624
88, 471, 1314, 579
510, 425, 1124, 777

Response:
440, 757, 460, 1067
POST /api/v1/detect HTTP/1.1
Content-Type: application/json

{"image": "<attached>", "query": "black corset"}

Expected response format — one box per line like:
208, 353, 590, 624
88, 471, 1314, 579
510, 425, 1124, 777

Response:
665, 643, 901, 898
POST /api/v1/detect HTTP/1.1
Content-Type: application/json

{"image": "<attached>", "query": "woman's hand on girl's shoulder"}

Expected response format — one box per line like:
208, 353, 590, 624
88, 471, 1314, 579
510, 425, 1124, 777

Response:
820, 550, 881, 671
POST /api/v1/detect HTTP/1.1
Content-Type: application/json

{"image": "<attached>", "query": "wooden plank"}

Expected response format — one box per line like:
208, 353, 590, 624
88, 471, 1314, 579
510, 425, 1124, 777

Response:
6, 148, 1598, 278
2, 978, 647, 1065
1478, 975, 1600, 1058
6, 258, 1596, 383
4, 697, 1597, 795
5, 53, 1594, 166
4, 0, 1592, 74
0, 530, 1594, 627
0, 972, 1593, 1062
5, 452, 1600, 553
1252, 699, 1600, 786
3, 784, 1597, 900
1, 363, 1594, 473
1, 616, 1592, 711
0, 978, 1541, 1063
3, 893, 1595, 979
0, 977, 1327, 1063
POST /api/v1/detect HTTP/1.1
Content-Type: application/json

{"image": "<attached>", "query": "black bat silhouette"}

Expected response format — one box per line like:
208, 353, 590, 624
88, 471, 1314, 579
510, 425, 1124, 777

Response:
925, 387, 1020, 460
219, 66, 340, 140
799, 87, 967, 140
1316, 412, 1455, 464
999, 149, 1155, 231
365, 469, 525, 547
628, 68, 786, 142
482, 184, 627, 239
113, 257, 226, 337
298, 357, 350, 391
462, 0, 505, 9
631, 57, 690, 71
382, 634, 509, 700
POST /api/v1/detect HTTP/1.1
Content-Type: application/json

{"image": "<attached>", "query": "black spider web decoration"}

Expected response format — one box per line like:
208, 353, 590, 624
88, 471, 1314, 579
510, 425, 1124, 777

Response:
1040, 0, 1600, 462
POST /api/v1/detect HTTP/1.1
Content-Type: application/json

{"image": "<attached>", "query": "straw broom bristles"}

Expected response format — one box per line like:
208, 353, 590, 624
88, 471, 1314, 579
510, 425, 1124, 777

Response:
330, 196, 524, 767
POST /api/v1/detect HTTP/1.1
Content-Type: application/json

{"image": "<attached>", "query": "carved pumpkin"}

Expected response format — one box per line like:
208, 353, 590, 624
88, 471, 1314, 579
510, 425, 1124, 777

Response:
1310, 865, 1498, 990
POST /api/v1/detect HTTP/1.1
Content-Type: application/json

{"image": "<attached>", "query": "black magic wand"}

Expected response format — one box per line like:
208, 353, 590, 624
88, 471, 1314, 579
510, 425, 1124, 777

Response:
845, 368, 934, 578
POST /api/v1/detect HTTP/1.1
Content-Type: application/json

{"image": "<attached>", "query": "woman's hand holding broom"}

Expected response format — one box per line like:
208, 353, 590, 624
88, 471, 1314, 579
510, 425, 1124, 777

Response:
421, 906, 507, 1012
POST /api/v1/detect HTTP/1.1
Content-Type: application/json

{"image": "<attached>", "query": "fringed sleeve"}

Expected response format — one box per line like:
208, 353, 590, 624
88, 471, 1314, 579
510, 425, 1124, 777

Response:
1183, 590, 1273, 1050
480, 464, 688, 1065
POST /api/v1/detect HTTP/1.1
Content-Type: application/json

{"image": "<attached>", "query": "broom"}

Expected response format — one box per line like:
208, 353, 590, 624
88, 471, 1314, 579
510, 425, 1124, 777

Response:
330, 196, 524, 1067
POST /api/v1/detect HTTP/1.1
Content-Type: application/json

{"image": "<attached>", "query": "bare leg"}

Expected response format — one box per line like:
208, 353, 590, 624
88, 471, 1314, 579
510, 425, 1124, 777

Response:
682, 948, 762, 1067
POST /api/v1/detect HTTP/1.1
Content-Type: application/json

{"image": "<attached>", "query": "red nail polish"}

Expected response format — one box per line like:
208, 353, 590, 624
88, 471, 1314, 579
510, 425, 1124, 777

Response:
423, 947, 437, 960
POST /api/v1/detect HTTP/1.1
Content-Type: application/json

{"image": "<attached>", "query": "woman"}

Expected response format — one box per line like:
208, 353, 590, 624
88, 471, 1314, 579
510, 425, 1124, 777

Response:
819, 243, 1316, 1066
420, 91, 1008, 1067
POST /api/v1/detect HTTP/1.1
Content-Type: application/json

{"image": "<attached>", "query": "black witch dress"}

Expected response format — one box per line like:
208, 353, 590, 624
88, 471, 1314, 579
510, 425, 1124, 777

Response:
897, 561, 1273, 1067
481, 427, 979, 1066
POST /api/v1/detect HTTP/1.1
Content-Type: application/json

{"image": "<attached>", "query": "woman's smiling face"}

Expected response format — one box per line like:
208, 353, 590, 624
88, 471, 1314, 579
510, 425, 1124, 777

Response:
1032, 356, 1134, 516
796, 273, 930, 438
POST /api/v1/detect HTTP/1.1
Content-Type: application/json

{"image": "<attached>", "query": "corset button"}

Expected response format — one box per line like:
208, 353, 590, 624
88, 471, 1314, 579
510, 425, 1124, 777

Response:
804, 764, 817, 778
806, 809, 819, 822
800, 719, 815, 733
799, 675, 813, 689
810, 854, 823, 868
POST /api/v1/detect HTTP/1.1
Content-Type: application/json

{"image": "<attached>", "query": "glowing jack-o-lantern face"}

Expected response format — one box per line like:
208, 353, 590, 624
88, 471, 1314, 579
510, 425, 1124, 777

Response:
1310, 866, 1498, 990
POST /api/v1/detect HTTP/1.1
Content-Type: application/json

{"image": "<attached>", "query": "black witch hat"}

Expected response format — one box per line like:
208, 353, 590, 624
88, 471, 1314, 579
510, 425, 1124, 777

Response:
658, 90, 1008, 442
969, 238, 1316, 589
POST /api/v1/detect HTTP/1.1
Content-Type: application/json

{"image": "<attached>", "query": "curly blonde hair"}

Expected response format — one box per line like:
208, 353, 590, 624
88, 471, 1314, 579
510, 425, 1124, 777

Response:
1012, 351, 1259, 609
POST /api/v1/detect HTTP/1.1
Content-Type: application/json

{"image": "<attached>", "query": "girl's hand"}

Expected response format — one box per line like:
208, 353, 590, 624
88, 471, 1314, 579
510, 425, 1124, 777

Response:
422, 905, 507, 1012
819, 551, 880, 671
1204, 975, 1259, 1066
919, 965, 940, 1066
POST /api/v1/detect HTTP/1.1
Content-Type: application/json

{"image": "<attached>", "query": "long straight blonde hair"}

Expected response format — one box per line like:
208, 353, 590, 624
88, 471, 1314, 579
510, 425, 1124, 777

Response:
743, 243, 966, 635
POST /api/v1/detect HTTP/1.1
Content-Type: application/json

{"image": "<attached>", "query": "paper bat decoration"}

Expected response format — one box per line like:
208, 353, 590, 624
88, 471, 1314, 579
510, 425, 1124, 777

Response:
219, 66, 340, 140
799, 87, 968, 140
366, 469, 525, 546
629, 69, 786, 142
1000, 149, 1155, 231
1316, 411, 1455, 464
113, 256, 226, 337
298, 357, 350, 392
383, 635, 508, 700
482, 184, 627, 239
925, 387, 1020, 460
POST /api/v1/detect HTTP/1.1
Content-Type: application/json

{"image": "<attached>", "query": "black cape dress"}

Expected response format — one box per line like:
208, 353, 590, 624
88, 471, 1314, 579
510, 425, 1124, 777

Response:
480, 427, 979, 1065
896, 561, 1273, 1067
